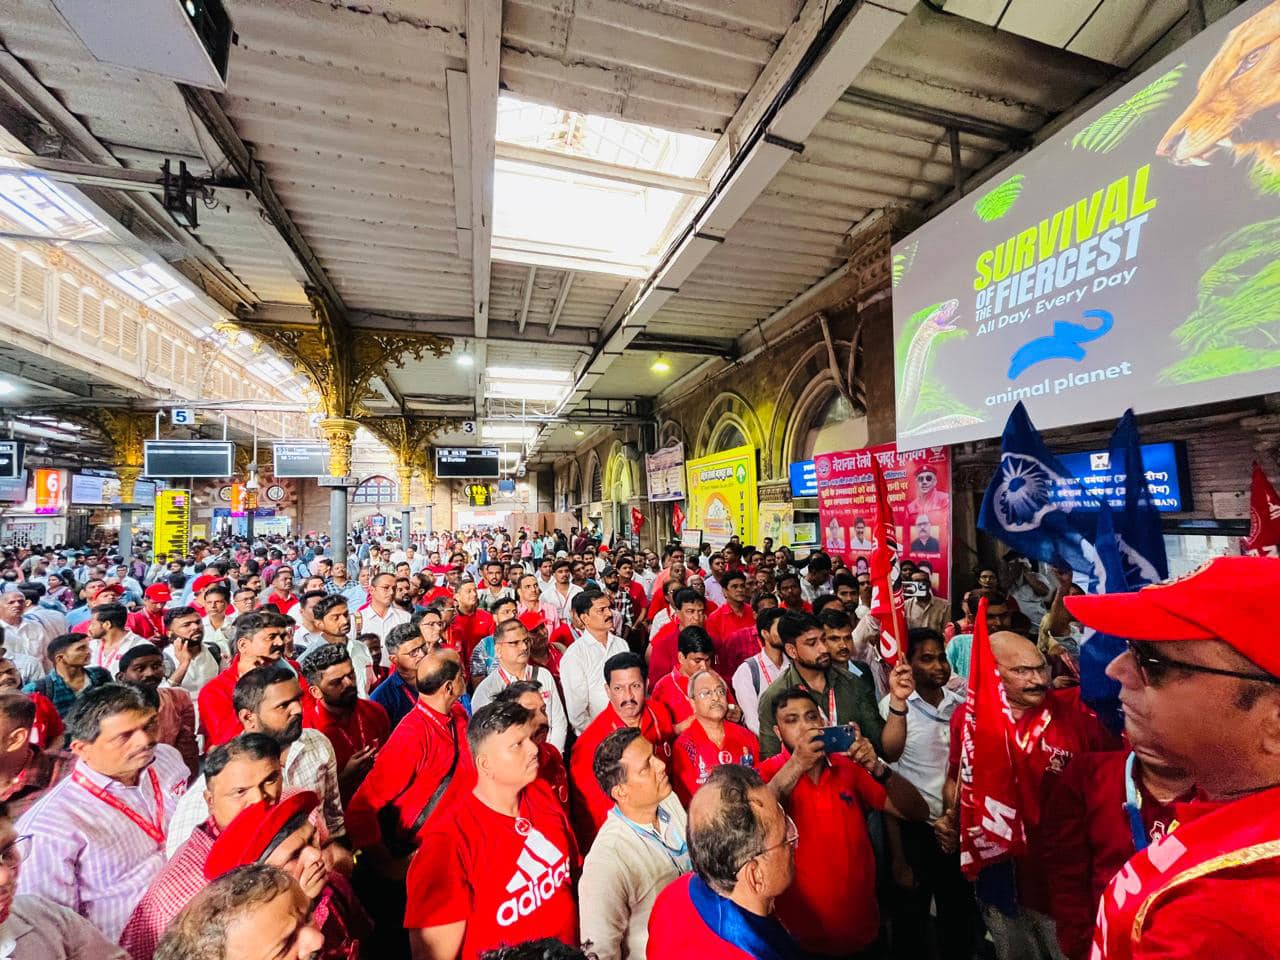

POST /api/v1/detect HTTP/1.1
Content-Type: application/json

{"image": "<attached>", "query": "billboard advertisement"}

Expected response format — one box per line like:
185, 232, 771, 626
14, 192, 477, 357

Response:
892, 1, 1280, 449
758, 502, 794, 548
33, 469, 64, 515
644, 442, 686, 502
684, 445, 758, 549
814, 445, 953, 599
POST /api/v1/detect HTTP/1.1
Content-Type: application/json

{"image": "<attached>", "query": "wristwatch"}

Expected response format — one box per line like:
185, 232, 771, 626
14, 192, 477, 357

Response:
870, 758, 892, 784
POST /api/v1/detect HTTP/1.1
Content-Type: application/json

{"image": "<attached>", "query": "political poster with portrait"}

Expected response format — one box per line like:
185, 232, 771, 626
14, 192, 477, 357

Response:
684, 445, 758, 549
814, 444, 953, 599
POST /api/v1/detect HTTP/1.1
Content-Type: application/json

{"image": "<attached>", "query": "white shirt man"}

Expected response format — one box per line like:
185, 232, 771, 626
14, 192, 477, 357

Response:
559, 593, 629, 735
877, 686, 964, 819
472, 664, 568, 753
732, 648, 791, 737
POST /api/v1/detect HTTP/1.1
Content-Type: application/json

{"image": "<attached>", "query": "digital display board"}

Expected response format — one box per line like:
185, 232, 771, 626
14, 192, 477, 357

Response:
435, 447, 501, 479
144, 440, 235, 478
0, 441, 24, 480
789, 460, 817, 498
892, 1, 1280, 449
272, 441, 330, 478
1057, 440, 1189, 513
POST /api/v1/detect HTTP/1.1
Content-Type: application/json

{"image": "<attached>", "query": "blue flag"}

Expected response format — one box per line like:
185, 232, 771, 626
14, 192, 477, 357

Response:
1079, 410, 1169, 730
978, 402, 1093, 577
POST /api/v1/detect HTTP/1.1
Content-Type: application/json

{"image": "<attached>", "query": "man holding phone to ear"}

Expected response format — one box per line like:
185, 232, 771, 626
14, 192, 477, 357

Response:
760, 686, 928, 957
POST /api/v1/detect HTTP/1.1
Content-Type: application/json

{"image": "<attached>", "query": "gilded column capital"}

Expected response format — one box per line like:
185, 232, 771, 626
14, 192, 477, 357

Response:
317, 417, 360, 478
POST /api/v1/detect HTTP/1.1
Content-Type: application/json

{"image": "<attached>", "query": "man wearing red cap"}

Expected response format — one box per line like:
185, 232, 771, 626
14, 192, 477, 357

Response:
471, 618, 567, 753
1065, 556, 1280, 960
121, 733, 284, 960
204, 792, 369, 959
405, 698, 578, 960
127, 585, 170, 640
569, 651, 674, 849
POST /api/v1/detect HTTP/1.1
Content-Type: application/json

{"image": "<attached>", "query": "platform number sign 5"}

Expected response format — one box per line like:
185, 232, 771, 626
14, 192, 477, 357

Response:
171, 408, 196, 426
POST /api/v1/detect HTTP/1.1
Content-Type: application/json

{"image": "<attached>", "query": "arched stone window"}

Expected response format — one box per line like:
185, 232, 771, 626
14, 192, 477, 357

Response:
801, 389, 867, 459
353, 475, 397, 504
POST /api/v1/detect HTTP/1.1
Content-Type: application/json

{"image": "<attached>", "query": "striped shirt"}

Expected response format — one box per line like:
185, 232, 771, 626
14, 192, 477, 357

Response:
164, 728, 345, 856
16, 745, 190, 942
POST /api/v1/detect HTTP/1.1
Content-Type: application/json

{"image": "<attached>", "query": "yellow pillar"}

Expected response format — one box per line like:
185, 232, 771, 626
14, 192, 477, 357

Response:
396, 463, 414, 506
318, 417, 360, 477
116, 463, 142, 505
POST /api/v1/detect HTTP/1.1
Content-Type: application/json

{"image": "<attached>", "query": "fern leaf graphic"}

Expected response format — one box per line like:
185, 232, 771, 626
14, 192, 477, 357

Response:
1071, 65, 1185, 154
892, 240, 918, 288
972, 175, 1025, 223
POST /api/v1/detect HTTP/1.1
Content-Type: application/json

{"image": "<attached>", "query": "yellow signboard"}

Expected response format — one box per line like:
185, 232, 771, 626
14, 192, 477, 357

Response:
684, 445, 758, 549
758, 502, 793, 548
155, 489, 191, 560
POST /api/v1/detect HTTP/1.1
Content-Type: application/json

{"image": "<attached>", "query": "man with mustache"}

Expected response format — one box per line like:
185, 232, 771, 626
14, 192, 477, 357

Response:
670, 669, 759, 806
121, 734, 284, 960
117, 644, 199, 778
940, 630, 1115, 959
166, 665, 345, 855
198, 611, 312, 749
16, 684, 190, 941
569, 652, 675, 850
299, 644, 389, 804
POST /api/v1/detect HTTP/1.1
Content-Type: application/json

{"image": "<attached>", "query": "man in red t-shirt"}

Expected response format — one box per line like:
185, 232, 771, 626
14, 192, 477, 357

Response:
941, 630, 1117, 950
126, 584, 169, 639
261, 567, 298, 616
198, 610, 313, 747
405, 698, 578, 960
705, 570, 754, 647
671, 669, 758, 806
651, 626, 714, 729
299, 643, 390, 804
1062, 557, 1280, 960
449, 581, 495, 664
646, 588, 706, 691
492, 679, 569, 811
568, 651, 674, 849
1037, 749, 1194, 959
647, 764, 800, 959
759, 684, 928, 956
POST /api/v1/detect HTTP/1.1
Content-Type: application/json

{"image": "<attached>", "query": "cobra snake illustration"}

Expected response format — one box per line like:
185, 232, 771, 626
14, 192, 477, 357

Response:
898, 299, 961, 425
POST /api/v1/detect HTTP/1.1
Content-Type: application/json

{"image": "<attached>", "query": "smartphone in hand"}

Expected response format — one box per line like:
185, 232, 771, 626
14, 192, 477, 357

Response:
818, 725, 856, 753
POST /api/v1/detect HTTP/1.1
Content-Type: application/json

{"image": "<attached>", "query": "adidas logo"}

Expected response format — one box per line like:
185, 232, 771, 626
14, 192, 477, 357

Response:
497, 827, 571, 927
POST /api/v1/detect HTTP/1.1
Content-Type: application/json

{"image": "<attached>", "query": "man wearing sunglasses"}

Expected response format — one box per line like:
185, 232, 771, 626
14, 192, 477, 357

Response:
1065, 556, 1280, 960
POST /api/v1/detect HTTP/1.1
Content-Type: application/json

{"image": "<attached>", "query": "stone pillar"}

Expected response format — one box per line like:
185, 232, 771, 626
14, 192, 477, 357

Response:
116, 464, 141, 505
330, 486, 349, 567
401, 508, 412, 546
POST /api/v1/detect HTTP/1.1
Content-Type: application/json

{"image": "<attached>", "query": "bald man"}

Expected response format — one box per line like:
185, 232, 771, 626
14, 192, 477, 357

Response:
941, 631, 1118, 960
647, 765, 801, 959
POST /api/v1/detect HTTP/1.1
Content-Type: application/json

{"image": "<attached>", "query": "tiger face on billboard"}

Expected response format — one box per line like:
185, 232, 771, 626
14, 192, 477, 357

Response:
1157, 2, 1280, 190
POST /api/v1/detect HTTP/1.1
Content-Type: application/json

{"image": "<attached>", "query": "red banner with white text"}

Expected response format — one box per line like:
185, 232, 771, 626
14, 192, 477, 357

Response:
814, 444, 953, 601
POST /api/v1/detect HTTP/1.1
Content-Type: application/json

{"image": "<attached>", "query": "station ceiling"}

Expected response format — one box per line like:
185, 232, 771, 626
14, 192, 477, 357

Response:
0, 0, 1235, 462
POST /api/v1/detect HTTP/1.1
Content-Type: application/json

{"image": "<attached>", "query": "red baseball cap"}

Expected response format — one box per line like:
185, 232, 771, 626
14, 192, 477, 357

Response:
518, 610, 546, 631
203, 790, 319, 880
191, 573, 221, 594
97, 583, 125, 598
1064, 556, 1280, 677
144, 583, 171, 602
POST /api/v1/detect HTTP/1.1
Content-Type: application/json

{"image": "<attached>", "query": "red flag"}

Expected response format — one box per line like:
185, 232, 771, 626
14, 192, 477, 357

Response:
868, 455, 907, 666
958, 597, 1028, 879
631, 506, 645, 535
672, 503, 685, 537
1242, 461, 1280, 556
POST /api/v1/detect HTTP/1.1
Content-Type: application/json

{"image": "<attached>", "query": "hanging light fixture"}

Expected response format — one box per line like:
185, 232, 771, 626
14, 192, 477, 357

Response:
650, 354, 671, 374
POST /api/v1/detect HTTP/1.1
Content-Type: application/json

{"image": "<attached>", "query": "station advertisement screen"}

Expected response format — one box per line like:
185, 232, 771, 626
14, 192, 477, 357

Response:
144, 440, 235, 478
892, 0, 1280, 449
435, 447, 501, 479
272, 442, 330, 478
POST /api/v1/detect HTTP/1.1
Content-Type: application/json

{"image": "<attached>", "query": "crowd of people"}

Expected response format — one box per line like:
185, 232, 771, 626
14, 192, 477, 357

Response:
0, 527, 1273, 960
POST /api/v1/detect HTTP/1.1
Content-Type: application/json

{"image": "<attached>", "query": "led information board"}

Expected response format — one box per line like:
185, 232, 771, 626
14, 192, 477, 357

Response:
272, 442, 330, 478
435, 447, 501, 479
0, 441, 24, 480
144, 440, 235, 478
1057, 440, 1190, 513
155, 489, 191, 558
789, 460, 817, 498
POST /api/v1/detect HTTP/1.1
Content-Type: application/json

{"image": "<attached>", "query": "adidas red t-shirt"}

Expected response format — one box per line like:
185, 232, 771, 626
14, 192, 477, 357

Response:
404, 779, 578, 959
